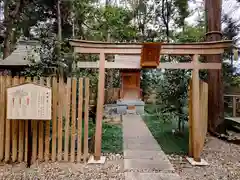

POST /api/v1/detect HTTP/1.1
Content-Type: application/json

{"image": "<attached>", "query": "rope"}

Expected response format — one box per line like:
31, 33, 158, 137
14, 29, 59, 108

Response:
205, 31, 223, 37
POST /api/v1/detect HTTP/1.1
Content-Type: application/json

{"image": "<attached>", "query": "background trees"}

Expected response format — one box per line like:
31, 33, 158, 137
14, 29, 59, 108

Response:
0, 0, 239, 134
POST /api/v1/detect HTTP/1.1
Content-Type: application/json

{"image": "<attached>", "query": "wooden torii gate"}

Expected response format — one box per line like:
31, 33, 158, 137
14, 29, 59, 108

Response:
69, 39, 231, 162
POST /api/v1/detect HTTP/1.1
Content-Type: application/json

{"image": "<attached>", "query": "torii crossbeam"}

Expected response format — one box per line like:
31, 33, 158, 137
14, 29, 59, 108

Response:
69, 39, 232, 162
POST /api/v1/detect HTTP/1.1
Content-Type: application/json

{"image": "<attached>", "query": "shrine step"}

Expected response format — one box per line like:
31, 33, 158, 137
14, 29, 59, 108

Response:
117, 100, 144, 115
127, 110, 136, 114
128, 105, 136, 110
127, 106, 136, 114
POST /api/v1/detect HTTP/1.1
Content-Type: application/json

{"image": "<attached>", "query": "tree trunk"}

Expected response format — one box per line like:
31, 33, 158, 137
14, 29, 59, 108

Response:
57, 0, 62, 42
3, 25, 12, 59
3, 0, 25, 59
57, 0, 64, 77
105, 0, 114, 90
3, 0, 11, 59
205, 0, 226, 133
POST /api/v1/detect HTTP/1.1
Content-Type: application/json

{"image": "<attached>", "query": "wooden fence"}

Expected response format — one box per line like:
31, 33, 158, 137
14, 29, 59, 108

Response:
0, 76, 90, 164
224, 94, 240, 117
188, 79, 208, 158
104, 88, 120, 103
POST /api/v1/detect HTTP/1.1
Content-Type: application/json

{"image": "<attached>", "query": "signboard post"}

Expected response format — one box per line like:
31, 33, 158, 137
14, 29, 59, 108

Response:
7, 83, 52, 167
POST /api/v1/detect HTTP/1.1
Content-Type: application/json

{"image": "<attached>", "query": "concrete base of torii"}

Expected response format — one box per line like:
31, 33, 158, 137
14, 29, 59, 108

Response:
87, 155, 106, 164
186, 157, 209, 166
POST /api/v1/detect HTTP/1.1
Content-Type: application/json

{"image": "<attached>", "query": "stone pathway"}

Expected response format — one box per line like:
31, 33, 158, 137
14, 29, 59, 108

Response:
123, 114, 181, 180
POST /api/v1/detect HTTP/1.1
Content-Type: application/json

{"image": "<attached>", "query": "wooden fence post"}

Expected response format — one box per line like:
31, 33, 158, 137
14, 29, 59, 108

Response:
38, 77, 45, 161
64, 78, 71, 161
5, 76, 11, 162
77, 78, 83, 162
71, 78, 77, 162
0, 76, 5, 161
84, 78, 89, 162
31, 77, 39, 163
45, 77, 51, 161
233, 96, 236, 117
57, 78, 63, 161
24, 77, 32, 162
12, 76, 20, 162
199, 81, 208, 153
51, 77, 58, 162
18, 76, 25, 162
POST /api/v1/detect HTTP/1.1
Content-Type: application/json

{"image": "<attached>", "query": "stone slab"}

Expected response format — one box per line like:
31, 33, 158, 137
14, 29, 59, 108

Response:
136, 106, 145, 115
117, 100, 145, 114
125, 172, 181, 180
117, 105, 144, 115
123, 136, 159, 142
124, 141, 161, 151
123, 138, 157, 146
122, 132, 154, 138
124, 150, 169, 161
186, 157, 209, 166
126, 109, 136, 114
124, 159, 174, 171
117, 100, 145, 106
117, 104, 127, 114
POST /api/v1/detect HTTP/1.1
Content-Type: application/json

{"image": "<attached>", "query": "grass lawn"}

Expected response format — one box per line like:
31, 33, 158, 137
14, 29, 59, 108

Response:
101, 123, 123, 153
88, 121, 123, 154
143, 105, 189, 155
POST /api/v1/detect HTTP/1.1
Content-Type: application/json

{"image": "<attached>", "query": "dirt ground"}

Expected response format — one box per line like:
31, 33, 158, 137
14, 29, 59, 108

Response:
169, 136, 240, 180
0, 154, 124, 180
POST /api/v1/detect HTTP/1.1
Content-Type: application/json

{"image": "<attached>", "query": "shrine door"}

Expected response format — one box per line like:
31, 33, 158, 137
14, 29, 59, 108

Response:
121, 70, 141, 100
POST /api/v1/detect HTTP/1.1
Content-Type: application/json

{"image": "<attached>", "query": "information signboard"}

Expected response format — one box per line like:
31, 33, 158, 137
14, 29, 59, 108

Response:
7, 83, 52, 120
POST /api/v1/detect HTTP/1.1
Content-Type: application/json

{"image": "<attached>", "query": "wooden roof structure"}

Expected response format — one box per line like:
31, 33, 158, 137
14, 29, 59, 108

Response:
70, 39, 231, 55
69, 39, 232, 162
70, 40, 231, 70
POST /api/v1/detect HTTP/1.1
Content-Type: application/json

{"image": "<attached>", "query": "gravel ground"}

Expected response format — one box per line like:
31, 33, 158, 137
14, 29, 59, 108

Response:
1, 136, 240, 180
168, 136, 240, 180
0, 153, 124, 180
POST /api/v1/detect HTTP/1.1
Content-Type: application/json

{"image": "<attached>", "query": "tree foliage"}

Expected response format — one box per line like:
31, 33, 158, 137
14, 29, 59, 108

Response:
0, 0, 239, 133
